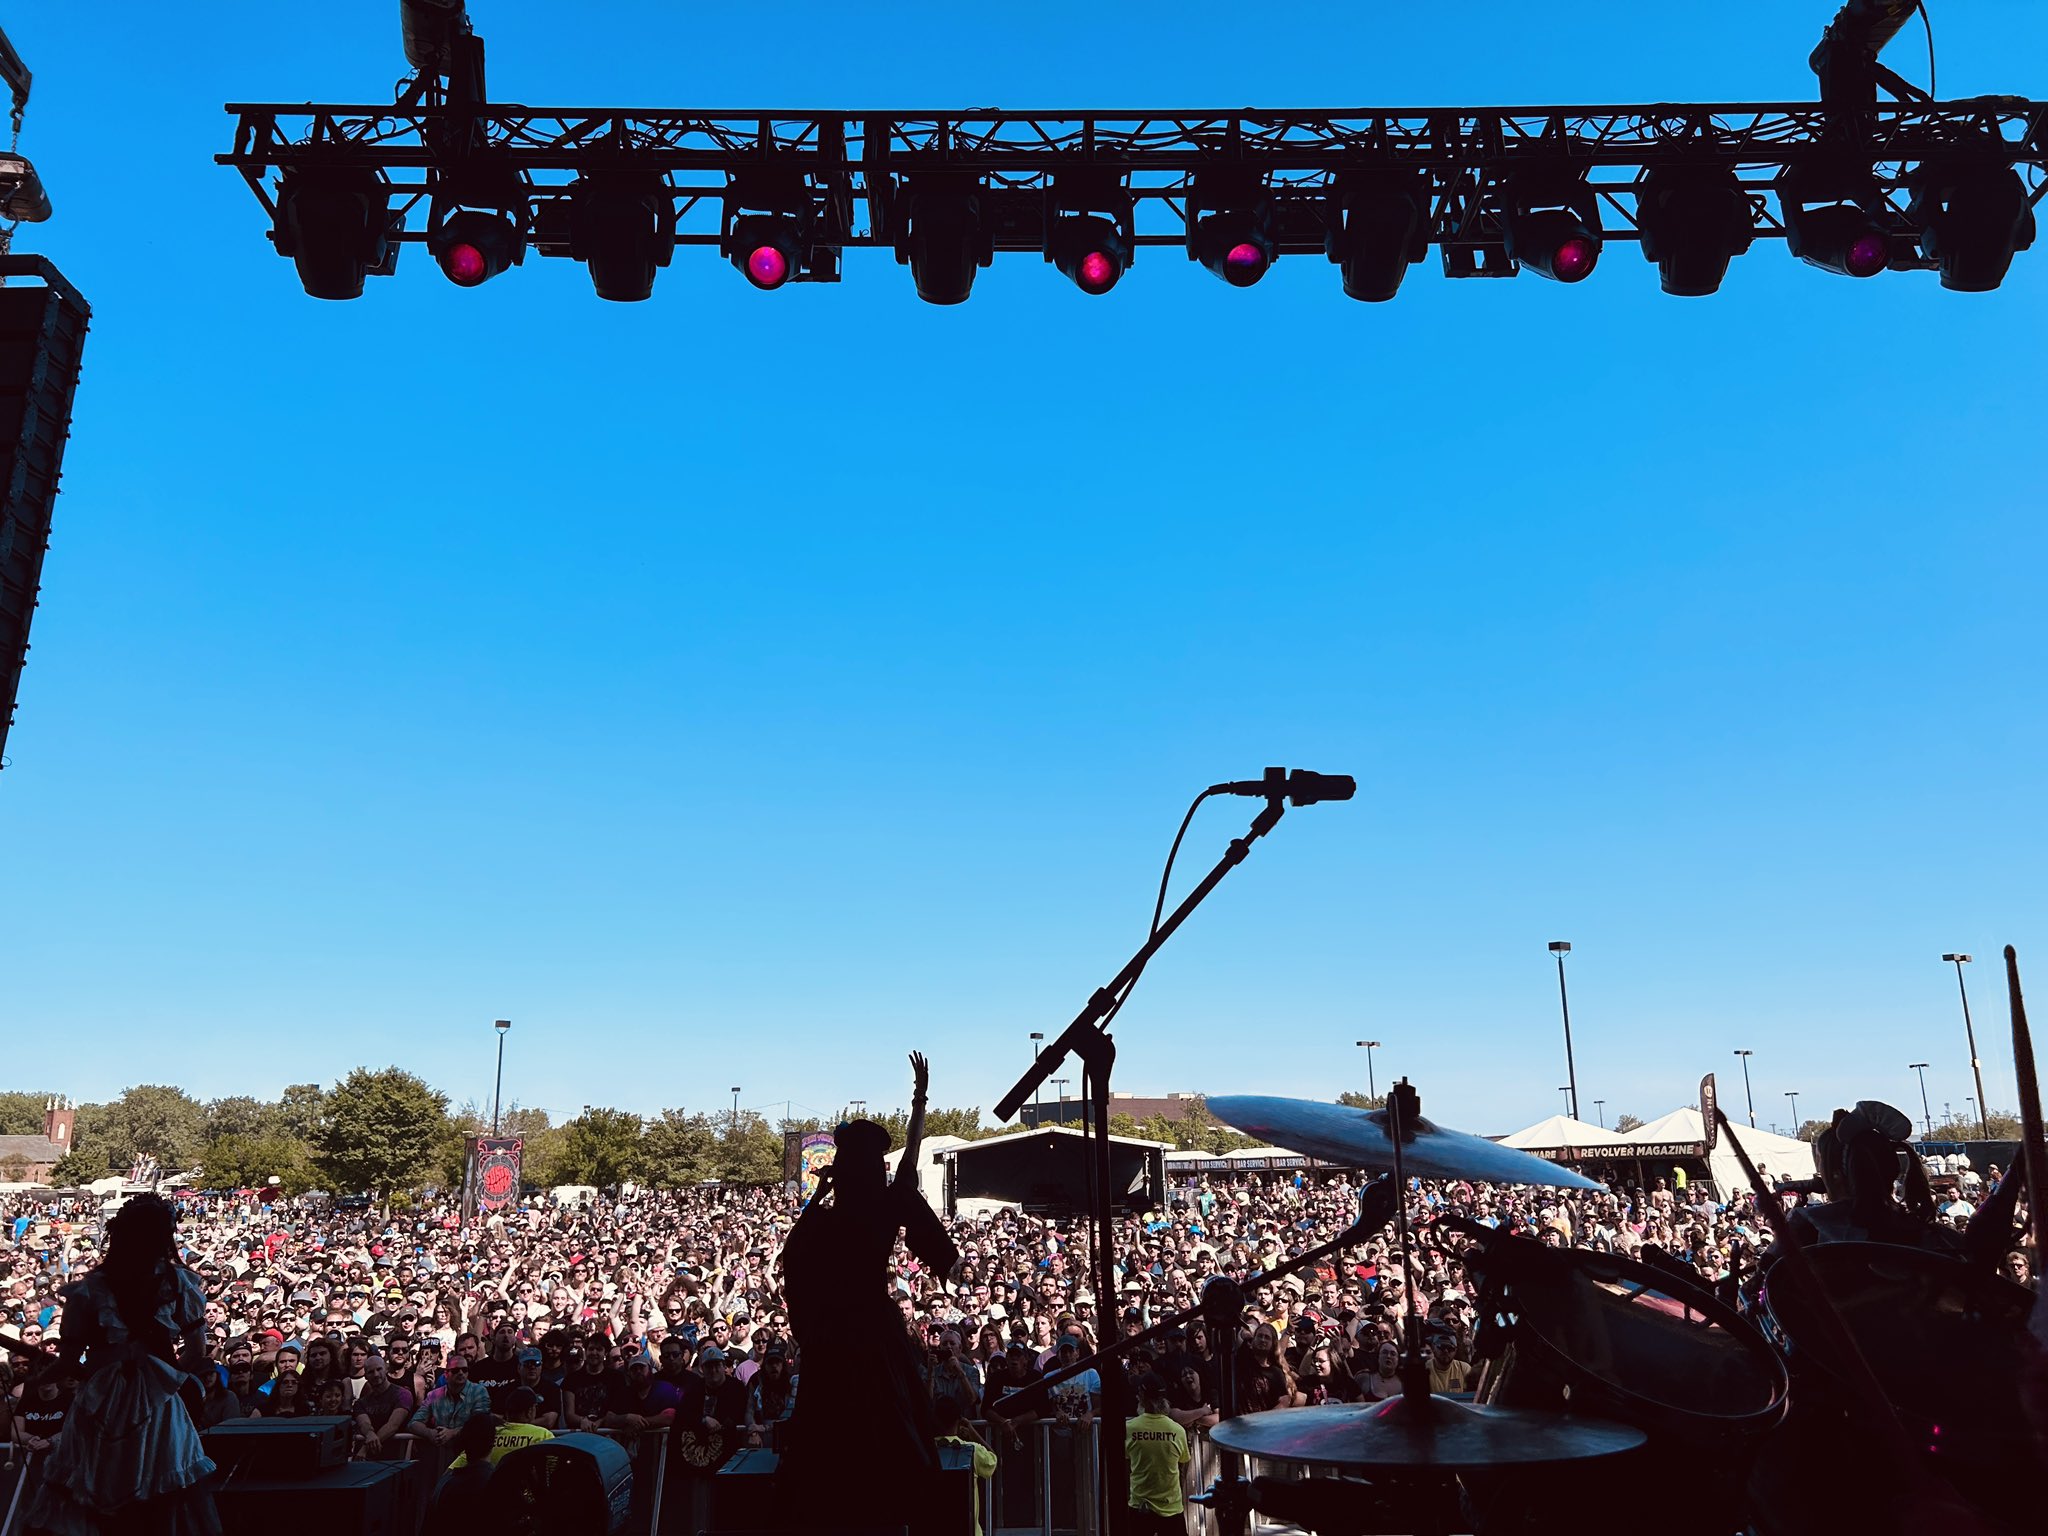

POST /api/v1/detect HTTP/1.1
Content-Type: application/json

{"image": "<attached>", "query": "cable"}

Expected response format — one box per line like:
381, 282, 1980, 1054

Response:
1091, 786, 1215, 1042
1919, 1, 1937, 100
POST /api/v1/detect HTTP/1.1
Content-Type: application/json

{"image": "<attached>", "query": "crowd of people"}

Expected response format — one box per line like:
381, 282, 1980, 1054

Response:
0, 1128, 2034, 1529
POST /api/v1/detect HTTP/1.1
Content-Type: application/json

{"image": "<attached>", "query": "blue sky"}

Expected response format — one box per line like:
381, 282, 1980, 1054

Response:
2, 4, 2043, 1139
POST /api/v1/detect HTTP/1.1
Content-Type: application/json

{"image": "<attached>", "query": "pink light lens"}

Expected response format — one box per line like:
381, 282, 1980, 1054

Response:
443, 243, 488, 286
1846, 232, 1887, 277
746, 245, 791, 289
1224, 242, 1268, 285
1553, 236, 1596, 281
1077, 250, 1119, 293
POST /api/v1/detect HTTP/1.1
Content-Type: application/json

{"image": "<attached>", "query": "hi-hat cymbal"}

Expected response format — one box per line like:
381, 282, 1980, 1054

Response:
1211, 1395, 1645, 1470
1206, 1095, 1606, 1191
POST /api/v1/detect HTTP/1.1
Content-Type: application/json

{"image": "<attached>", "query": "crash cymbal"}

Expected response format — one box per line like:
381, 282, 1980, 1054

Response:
1211, 1395, 1645, 1470
1207, 1095, 1606, 1191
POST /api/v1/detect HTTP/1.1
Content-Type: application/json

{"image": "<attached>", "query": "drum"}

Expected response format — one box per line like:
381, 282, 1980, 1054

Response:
1751, 1242, 2042, 1534
1465, 1238, 1787, 1536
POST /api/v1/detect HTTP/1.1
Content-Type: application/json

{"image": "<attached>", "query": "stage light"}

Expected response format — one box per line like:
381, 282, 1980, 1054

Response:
1785, 202, 1889, 277
401, 0, 470, 72
0, 152, 51, 225
1500, 181, 1602, 283
430, 207, 524, 288
1325, 172, 1431, 301
1048, 214, 1130, 295
1907, 161, 2036, 292
273, 168, 398, 300
730, 214, 802, 290
898, 179, 989, 305
1635, 164, 1755, 296
565, 174, 674, 302
1190, 210, 1274, 287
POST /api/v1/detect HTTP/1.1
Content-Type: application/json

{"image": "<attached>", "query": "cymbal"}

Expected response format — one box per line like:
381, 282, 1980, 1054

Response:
1211, 1395, 1646, 1470
1206, 1095, 1606, 1191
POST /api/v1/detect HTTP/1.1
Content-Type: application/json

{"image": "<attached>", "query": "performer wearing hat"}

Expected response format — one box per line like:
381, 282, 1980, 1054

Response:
778, 1051, 959, 1529
24, 1192, 221, 1536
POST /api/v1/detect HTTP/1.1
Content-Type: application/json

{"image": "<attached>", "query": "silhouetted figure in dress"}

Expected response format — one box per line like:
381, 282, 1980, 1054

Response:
27, 1192, 221, 1536
778, 1052, 958, 1532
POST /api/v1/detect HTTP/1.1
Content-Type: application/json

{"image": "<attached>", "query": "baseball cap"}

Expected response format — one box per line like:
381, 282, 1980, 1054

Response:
517, 1347, 542, 1364
697, 1346, 727, 1366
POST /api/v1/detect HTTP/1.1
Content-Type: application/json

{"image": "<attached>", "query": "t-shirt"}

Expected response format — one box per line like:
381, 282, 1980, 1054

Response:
450, 1420, 552, 1468
1048, 1368, 1100, 1421
1125, 1411, 1190, 1515
938, 1434, 998, 1536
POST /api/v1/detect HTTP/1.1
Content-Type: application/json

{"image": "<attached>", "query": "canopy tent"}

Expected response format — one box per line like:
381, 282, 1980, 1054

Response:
1620, 1108, 1816, 1192
1497, 1114, 1629, 1152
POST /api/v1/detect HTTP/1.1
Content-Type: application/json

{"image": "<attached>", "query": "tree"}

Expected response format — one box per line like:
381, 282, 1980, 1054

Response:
1927, 1107, 2024, 1141
1614, 1114, 1645, 1134
640, 1109, 719, 1188
715, 1111, 786, 1186
205, 1095, 279, 1142
49, 1147, 108, 1186
1337, 1091, 1387, 1110
554, 1108, 646, 1188
315, 1068, 453, 1197
0, 1091, 56, 1136
94, 1086, 209, 1172
1794, 1119, 1831, 1143
276, 1084, 329, 1144
200, 1134, 318, 1195
1108, 1113, 1142, 1138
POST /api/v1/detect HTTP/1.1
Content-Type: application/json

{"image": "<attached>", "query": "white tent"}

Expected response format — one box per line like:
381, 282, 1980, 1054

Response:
1497, 1114, 1629, 1151
1619, 1108, 1816, 1192
888, 1133, 968, 1213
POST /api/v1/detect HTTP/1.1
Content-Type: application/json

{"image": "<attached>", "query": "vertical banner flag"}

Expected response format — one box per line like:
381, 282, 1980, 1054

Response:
462, 1136, 524, 1224
1701, 1074, 1719, 1152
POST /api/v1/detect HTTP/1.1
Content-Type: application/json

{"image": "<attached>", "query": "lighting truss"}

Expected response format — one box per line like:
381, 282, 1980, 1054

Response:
219, 99, 2048, 289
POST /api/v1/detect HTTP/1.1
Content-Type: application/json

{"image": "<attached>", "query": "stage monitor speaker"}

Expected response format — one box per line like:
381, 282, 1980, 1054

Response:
489, 1429, 634, 1534
0, 256, 88, 771
203, 1415, 351, 1478
697, 1445, 973, 1536
213, 1458, 427, 1536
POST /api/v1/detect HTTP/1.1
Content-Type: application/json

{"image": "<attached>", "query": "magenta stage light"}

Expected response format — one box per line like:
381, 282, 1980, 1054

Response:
442, 242, 488, 286
746, 244, 792, 289
1224, 242, 1268, 284
1551, 235, 1597, 281
1076, 249, 1119, 293
1845, 231, 1888, 277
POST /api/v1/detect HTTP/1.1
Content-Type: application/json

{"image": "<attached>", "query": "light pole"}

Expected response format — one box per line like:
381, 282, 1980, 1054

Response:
1594, 1098, 1606, 1129
1052, 1078, 1070, 1124
730, 1087, 742, 1139
1029, 1032, 1045, 1118
1965, 1095, 1977, 1133
851, 1099, 867, 1118
1733, 1049, 1756, 1129
1908, 1062, 1933, 1137
1785, 1090, 1800, 1130
491, 1019, 511, 1135
1549, 942, 1579, 1120
1558, 1086, 1573, 1110
1942, 954, 1991, 1139
1356, 1040, 1381, 1101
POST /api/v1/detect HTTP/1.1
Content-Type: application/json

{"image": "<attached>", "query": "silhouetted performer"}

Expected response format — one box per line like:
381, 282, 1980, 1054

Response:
778, 1053, 959, 1531
27, 1192, 221, 1536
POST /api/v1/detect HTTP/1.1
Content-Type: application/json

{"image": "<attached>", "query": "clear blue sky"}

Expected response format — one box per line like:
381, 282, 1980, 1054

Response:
3, 4, 2043, 1139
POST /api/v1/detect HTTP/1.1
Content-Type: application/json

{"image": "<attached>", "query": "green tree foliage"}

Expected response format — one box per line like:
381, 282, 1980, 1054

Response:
276, 1084, 329, 1143
1926, 1107, 2024, 1141
555, 1108, 647, 1188
714, 1111, 785, 1186
199, 1134, 319, 1195
641, 1109, 719, 1188
315, 1068, 453, 1197
1337, 1090, 1387, 1110
204, 1095, 280, 1142
1795, 1119, 1831, 1142
49, 1147, 108, 1185
1614, 1113, 1645, 1134
92, 1085, 210, 1172
0, 1091, 56, 1136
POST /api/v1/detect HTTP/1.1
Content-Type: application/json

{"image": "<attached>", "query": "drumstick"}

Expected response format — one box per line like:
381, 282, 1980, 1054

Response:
2003, 947, 2048, 1265
1710, 1106, 1922, 1468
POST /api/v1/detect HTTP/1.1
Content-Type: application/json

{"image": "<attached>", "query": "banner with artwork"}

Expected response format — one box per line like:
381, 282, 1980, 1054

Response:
462, 1135, 523, 1224
787, 1131, 837, 1199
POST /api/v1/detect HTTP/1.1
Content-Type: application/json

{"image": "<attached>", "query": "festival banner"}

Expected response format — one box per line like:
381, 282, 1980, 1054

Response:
1701, 1073, 1719, 1151
795, 1131, 837, 1200
462, 1135, 523, 1224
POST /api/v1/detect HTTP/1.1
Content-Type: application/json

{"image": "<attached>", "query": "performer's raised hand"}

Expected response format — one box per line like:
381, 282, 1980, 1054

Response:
909, 1051, 930, 1103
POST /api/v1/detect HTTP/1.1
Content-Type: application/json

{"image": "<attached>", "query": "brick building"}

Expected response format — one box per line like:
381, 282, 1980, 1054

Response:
0, 1098, 75, 1184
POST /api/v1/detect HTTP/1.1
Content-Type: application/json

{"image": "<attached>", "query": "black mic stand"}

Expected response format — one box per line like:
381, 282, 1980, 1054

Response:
993, 789, 1293, 1536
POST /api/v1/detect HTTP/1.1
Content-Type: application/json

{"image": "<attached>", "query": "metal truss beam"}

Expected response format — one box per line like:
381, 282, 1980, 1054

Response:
219, 100, 2048, 270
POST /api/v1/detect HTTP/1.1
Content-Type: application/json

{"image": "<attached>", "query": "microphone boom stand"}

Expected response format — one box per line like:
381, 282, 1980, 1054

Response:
994, 791, 1291, 1536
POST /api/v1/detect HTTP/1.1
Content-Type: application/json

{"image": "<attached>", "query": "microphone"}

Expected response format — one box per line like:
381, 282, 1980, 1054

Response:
1210, 766, 1357, 807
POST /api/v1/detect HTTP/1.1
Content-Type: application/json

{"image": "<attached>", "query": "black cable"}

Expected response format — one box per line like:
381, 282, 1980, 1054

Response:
1092, 786, 1215, 1042
1919, 1, 1937, 101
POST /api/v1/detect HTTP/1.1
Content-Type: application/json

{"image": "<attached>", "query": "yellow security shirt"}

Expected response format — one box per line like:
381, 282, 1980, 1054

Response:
1126, 1411, 1191, 1515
